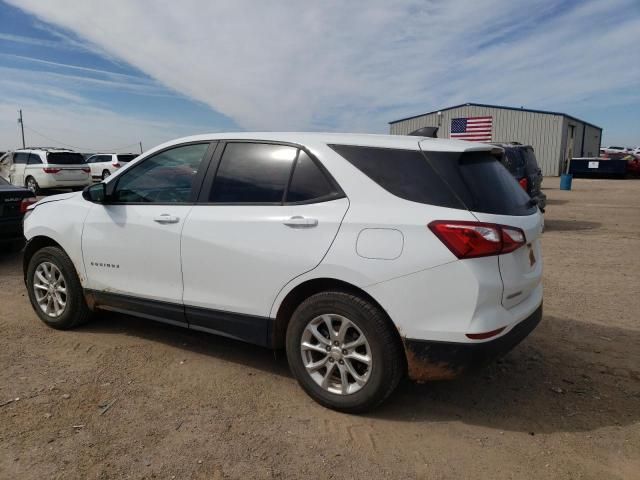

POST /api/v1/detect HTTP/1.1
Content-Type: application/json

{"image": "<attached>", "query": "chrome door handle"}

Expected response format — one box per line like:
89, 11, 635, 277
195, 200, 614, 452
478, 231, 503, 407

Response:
153, 214, 180, 224
283, 216, 318, 228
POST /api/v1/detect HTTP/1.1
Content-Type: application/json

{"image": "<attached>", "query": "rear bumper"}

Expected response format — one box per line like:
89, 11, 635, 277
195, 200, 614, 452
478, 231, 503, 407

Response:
404, 303, 542, 382
38, 178, 92, 188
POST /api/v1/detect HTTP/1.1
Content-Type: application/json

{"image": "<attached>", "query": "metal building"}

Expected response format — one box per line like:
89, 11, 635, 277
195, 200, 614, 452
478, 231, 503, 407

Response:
389, 103, 602, 176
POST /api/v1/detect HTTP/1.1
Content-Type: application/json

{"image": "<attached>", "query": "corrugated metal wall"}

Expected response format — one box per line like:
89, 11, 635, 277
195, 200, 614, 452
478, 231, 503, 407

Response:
389, 105, 589, 176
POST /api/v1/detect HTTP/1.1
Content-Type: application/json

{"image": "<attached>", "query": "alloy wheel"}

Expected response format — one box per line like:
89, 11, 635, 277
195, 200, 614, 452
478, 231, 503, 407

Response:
300, 314, 372, 395
33, 262, 67, 318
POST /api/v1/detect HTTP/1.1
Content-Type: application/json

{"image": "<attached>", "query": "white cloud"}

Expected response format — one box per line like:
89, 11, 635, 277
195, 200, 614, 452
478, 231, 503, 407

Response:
5, 0, 640, 133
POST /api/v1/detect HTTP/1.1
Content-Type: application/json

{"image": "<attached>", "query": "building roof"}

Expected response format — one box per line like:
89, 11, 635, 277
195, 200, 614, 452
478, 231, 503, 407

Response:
389, 102, 602, 130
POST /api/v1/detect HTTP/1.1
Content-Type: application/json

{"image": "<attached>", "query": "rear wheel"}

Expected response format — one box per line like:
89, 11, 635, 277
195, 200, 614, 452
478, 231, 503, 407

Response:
26, 246, 92, 329
25, 176, 40, 195
286, 291, 404, 413
102, 170, 111, 180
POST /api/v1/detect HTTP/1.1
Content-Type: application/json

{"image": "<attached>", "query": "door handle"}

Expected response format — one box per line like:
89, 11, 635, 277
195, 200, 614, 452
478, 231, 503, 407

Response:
283, 216, 318, 228
153, 213, 180, 224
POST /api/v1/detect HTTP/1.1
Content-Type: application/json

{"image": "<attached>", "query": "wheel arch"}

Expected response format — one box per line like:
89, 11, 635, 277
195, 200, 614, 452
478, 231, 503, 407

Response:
271, 277, 404, 359
23, 236, 64, 284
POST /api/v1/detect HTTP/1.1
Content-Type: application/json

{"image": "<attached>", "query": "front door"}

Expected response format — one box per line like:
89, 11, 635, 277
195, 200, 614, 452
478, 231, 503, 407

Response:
181, 142, 348, 342
82, 142, 214, 319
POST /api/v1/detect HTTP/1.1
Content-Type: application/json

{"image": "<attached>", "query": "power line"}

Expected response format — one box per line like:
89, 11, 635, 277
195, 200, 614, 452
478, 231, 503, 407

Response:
22, 125, 141, 152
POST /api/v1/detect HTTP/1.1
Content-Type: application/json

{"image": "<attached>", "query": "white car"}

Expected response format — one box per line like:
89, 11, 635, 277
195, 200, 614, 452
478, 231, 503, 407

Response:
7, 148, 91, 194
601, 146, 630, 154
22, 133, 543, 412
85, 153, 138, 180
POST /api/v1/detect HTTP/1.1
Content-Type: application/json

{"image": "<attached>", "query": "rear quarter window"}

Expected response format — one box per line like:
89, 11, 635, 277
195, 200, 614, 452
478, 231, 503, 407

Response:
329, 144, 465, 209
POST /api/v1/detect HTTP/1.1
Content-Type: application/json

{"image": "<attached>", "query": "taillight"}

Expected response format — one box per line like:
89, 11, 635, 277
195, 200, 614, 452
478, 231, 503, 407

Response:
81, 167, 91, 173
112, 162, 121, 168
518, 178, 528, 191
428, 221, 526, 259
20, 197, 37, 214
43, 167, 61, 174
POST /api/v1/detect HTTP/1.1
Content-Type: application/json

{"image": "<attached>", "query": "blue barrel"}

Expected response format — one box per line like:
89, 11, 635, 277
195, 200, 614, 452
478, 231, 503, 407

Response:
560, 173, 573, 190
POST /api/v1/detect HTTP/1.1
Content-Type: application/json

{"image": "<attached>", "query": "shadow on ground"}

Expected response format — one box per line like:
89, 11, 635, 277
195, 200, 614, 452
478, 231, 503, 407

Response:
79, 310, 640, 435
544, 219, 601, 232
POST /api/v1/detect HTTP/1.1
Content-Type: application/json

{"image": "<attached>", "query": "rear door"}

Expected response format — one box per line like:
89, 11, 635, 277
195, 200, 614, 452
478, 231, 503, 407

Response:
419, 143, 543, 310
181, 141, 348, 342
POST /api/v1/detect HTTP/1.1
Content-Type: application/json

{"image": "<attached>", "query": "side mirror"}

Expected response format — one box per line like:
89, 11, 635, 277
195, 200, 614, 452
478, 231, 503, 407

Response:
82, 183, 107, 203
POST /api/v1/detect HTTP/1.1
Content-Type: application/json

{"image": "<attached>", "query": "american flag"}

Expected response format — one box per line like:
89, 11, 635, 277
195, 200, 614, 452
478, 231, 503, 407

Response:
450, 116, 493, 141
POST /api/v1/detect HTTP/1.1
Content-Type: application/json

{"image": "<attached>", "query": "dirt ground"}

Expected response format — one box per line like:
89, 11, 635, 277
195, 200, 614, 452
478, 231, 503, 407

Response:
1, 178, 639, 479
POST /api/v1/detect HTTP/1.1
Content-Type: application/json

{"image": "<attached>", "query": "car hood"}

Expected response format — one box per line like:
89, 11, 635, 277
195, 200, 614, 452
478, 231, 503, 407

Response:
33, 191, 80, 207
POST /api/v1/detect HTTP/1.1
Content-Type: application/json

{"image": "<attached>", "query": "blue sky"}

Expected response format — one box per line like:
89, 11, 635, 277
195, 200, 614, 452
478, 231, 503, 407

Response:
0, 0, 638, 151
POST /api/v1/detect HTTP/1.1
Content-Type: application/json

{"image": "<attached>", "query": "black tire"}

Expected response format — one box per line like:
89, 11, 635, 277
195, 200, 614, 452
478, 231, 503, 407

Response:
26, 246, 92, 330
102, 170, 111, 180
286, 291, 404, 413
25, 176, 40, 195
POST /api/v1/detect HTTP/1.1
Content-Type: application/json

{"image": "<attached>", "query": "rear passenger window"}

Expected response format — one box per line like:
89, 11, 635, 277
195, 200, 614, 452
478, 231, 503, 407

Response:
286, 151, 337, 203
27, 154, 43, 165
210, 143, 297, 203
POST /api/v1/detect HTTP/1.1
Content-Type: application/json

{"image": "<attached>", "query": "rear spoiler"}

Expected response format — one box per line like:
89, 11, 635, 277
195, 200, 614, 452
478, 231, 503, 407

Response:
408, 127, 438, 138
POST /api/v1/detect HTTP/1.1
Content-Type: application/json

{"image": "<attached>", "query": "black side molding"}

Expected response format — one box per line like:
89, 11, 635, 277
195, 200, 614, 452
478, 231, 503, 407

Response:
84, 289, 272, 347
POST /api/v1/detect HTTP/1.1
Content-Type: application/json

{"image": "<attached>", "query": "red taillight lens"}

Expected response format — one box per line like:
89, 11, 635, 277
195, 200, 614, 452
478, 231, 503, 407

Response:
112, 162, 121, 168
501, 227, 526, 254
81, 167, 91, 173
518, 178, 528, 191
20, 197, 37, 214
428, 221, 526, 259
42, 167, 61, 174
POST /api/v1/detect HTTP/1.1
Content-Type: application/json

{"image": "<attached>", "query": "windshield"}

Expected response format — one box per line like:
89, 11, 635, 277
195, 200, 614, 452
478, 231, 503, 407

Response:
47, 152, 85, 165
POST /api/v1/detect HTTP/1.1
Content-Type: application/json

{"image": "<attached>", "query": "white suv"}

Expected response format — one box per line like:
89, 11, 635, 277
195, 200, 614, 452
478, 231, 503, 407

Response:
7, 148, 91, 194
85, 153, 138, 180
22, 133, 543, 412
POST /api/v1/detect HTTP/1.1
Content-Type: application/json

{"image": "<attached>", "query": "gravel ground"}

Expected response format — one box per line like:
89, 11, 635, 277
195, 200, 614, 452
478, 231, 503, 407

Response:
1, 177, 639, 479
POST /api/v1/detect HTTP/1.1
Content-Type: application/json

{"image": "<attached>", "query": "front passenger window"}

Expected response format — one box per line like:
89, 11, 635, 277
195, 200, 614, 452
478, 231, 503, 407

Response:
112, 143, 209, 203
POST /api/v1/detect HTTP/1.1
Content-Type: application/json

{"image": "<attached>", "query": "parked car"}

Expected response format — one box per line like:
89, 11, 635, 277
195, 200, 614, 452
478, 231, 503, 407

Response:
85, 153, 138, 180
601, 146, 630, 154
22, 133, 543, 412
492, 143, 547, 212
0, 175, 36, 252
7, 148, 91, 194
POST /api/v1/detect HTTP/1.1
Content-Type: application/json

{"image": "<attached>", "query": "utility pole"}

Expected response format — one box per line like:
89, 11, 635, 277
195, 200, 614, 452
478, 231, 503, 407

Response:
139, 141, 143, 154
18, 109, 25, 148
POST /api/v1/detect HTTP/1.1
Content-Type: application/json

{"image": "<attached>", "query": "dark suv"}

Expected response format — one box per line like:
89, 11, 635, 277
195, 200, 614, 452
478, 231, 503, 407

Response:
493, 143, 546, 212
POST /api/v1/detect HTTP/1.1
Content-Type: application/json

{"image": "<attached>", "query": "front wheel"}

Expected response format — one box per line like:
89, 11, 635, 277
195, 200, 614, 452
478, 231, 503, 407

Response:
286, 291, 404, 413
26, 246, 92, 329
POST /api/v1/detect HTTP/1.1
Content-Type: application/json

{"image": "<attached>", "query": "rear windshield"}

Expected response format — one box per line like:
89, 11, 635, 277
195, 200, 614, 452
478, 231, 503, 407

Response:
47, 152, 85, 165
523, 148, 540, 172
330, 145, 536, 216
501, 148, 526, 177
117, 154, 137, 163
